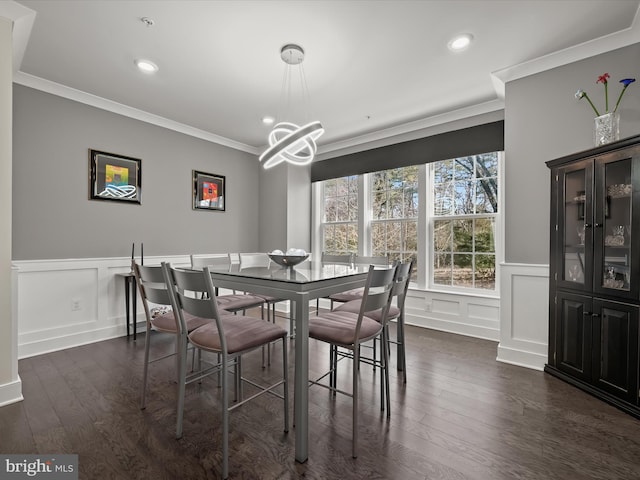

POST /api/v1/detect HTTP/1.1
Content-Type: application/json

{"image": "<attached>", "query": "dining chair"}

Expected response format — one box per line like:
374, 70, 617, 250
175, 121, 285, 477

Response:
238, 252, 283, 324
133, 261, 212, 410
324, 254, 389, 310
334, 259, 414, 384
315, 252, 355, 313
190, 254, 266, 314
162, 262, 289, 480
308, 264, 396, 458
238, 252, 288, 365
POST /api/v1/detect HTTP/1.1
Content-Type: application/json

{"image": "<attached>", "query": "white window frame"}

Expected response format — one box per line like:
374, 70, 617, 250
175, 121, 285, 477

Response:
426, 152, 503, 296
311, 152, 504, 297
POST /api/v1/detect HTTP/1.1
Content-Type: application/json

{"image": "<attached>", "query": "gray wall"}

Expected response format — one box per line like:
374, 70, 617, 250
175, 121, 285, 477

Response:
12, 85, 261, 260
286, 163, 311, 252
257, 162, 311, 254
505, 43, 640, 264
258, 163, 288, 253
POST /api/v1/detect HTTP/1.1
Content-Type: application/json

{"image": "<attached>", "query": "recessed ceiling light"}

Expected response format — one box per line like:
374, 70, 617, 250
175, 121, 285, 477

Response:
135, 59, 158, 73
262, 116, 275, 125
448, 33, 474, 52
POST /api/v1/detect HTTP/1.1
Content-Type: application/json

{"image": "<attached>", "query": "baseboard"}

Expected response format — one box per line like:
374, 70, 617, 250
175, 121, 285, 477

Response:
18, 324, 128, 359
496, 344, 545, 371
0, 376, 23, 407
406, 316, 499, 342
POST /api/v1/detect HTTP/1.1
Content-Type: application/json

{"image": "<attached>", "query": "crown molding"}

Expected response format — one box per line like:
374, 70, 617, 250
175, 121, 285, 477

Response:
491, 10, 640, 97
13, 71, 259, 155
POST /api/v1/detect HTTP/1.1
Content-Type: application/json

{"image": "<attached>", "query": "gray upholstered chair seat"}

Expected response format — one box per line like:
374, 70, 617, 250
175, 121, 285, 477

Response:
309, 311, 382, 346
215, 293, 264, 312
189, 316, 287, 354
333, 300, 400, 322
327, 287, 364, 304
151, 311, 210, 333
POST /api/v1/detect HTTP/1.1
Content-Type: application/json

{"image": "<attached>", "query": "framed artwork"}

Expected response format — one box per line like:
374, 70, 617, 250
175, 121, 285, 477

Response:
193, 170, 225, 211
89, 149, 141, 204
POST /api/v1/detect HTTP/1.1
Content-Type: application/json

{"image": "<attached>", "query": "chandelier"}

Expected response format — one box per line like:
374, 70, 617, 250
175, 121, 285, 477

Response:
259, 44, 324, 169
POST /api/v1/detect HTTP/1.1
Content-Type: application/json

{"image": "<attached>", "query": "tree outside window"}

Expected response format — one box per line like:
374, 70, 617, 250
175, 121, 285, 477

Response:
432, 153, 498, 289
317, 151, 500, 293
371, 167, 418, 276
321, 176, 358, 255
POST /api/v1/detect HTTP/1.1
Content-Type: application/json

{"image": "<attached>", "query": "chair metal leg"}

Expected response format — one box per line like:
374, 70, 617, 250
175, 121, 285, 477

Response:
289, 301, 296, 338
222, 354, 229, 479
372, 337, 377, 372
352, 345, 359, 459
176, 336, 188, 439
397, 313, 407, 383
140, 325, 152, 409
282, 336, 289, 433
381, 330, 391, 417
379, 335, 385, 411
236, 356, 243, 402
329, 345, 334, 392
261, 304, 267, 368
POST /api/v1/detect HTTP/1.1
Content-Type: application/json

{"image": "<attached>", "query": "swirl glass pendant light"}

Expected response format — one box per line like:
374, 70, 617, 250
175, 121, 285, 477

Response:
259, 44, 324, 169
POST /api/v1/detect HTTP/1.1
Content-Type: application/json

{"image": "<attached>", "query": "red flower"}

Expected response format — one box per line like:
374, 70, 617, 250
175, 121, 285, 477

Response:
597, 73, 610, 84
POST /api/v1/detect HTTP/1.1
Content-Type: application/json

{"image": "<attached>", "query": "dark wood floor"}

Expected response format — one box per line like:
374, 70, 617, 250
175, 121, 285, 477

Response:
2, 312, 640, 480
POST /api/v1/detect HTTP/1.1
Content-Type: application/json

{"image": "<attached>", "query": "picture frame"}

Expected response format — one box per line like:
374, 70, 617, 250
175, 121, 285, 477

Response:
89, 149, 141, 204
193, 170, 225, 211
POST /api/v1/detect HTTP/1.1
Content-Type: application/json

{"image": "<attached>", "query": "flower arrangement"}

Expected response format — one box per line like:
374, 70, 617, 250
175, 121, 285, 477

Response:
575, 73, 635, 117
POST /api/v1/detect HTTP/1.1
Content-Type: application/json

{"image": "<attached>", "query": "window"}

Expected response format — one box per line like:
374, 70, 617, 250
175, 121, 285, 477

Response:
432, 153, 499, 290
314, 151, 501, 294
371, 167, 418, 266
320, 176, 358, 255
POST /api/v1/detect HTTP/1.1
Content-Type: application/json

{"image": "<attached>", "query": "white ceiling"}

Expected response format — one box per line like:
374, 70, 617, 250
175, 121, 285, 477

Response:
5, 1, 640, 156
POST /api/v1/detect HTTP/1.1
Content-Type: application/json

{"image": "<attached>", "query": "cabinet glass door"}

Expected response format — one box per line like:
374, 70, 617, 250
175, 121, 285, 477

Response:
594, 156, 634, 298
558, 163, 591, 290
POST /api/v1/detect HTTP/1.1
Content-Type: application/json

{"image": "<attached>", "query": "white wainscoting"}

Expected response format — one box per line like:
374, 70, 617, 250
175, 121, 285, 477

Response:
13, 256, 191, 359
402, 289, 501, 342
497, 262, 549, 371
15, 257, 550, 373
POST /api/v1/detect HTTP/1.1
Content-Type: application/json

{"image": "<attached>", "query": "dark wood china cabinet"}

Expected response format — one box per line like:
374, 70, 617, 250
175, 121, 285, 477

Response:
546, 135, 640, 416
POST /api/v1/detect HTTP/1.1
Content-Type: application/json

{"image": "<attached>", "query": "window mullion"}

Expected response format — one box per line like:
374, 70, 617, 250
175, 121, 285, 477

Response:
359, 174, 370, 256
419, 164, 428, 289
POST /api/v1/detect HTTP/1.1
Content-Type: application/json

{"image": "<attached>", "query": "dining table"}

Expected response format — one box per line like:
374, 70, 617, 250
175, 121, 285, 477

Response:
203, 260, 370, 463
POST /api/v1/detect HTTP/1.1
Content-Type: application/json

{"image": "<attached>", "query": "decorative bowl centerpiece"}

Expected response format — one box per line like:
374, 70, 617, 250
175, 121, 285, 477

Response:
268, 248, 309, 269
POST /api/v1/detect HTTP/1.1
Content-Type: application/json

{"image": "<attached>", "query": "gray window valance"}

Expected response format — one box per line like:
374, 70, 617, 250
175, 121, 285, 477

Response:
311, 120, 504, 182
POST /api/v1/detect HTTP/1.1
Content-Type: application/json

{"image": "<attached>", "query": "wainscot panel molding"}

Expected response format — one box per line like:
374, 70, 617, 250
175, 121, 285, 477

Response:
497, 262, 549, 371
13, 256, 192, 358
403, 289, 500, 342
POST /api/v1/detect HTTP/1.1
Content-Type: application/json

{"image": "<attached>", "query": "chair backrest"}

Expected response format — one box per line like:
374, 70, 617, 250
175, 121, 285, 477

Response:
162, 262, 227, 350
238, 252, 271, 269
354, 264, 397, 339
392, 260, 414, 310
354, 254, 389, 266
132, 262, 174, 329
321, 252, 354, 266
190, 254, 232, 270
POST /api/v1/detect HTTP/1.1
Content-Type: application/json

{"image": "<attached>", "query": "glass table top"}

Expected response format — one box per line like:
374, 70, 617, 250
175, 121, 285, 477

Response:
200, 262, 371, 284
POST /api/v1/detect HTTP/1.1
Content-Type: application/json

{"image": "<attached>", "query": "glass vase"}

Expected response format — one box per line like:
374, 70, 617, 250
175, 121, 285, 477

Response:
594, 112, 620, 146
